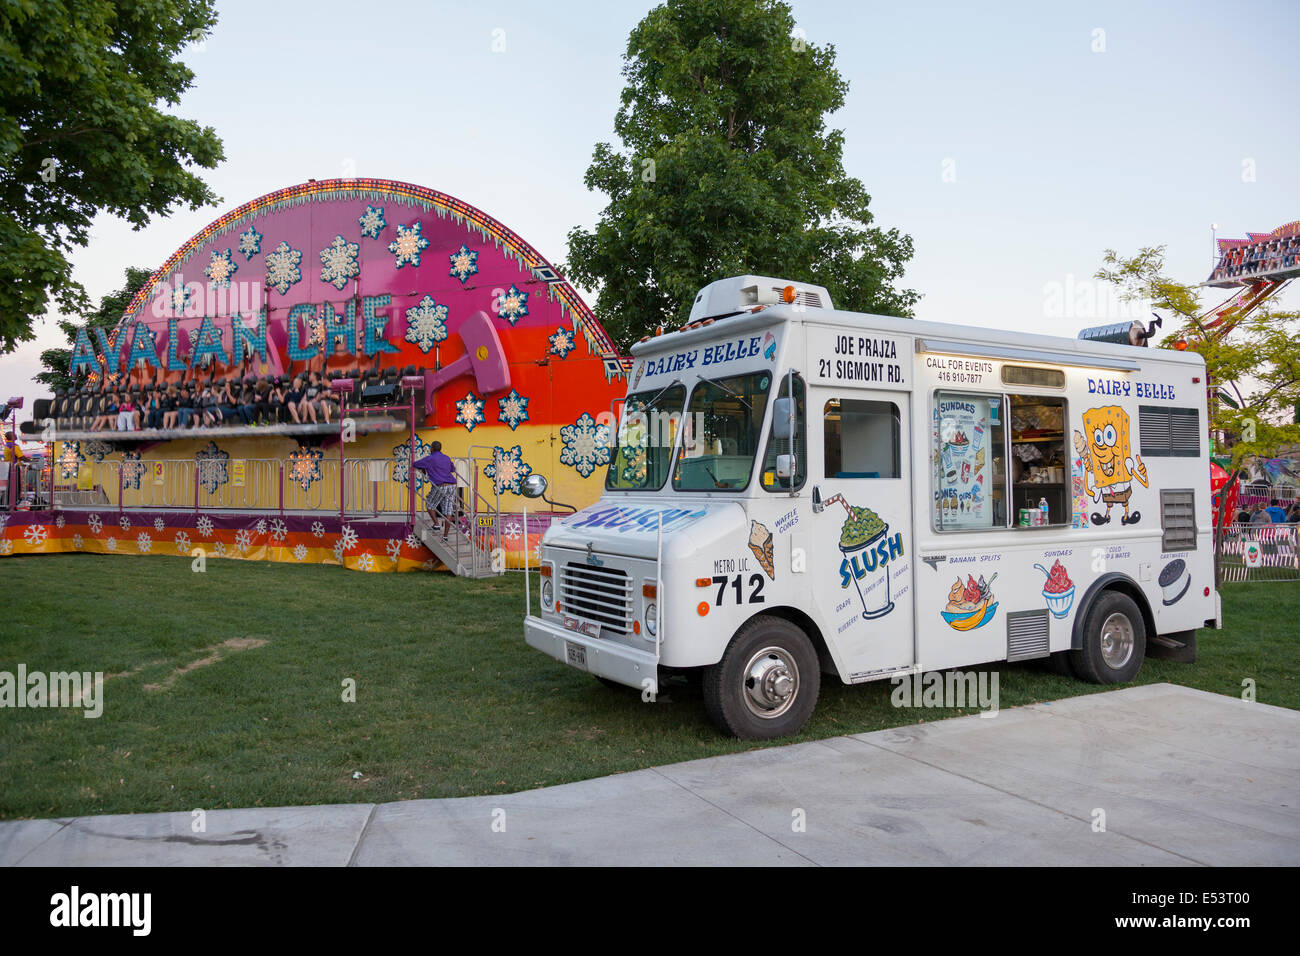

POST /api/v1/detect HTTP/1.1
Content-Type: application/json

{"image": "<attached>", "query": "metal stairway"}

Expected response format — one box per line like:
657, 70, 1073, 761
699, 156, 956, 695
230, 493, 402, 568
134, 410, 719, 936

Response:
413, 512, 495, 578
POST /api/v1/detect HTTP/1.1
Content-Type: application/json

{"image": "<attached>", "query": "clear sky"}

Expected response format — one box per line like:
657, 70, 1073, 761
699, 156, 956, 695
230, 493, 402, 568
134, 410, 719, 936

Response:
3, 0, 1298, 406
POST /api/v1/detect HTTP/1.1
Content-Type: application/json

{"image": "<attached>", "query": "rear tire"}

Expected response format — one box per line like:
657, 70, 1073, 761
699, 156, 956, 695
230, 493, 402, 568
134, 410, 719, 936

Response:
704, 616, 820, 740
1070, 590, 1146, 684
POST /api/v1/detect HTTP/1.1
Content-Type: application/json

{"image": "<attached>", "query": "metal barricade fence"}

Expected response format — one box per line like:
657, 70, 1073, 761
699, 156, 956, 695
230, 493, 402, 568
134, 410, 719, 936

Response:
1219, 521, 1300, 582
43, 453, 459, 520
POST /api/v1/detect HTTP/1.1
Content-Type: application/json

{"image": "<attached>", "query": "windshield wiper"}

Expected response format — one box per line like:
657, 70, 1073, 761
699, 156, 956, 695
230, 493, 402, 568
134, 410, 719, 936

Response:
697, 374, 752, 411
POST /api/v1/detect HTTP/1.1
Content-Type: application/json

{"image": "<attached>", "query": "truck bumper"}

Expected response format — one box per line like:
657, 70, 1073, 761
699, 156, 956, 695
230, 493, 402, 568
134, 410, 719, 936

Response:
524, 615, 659, 692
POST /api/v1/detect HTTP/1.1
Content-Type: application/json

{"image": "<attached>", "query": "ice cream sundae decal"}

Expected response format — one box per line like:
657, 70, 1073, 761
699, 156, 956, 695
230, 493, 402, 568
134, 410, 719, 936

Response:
941, 573, 998, 631
1034, 559, 1075, 618
827, 495, 904, 620
1074, 406, 1147, 526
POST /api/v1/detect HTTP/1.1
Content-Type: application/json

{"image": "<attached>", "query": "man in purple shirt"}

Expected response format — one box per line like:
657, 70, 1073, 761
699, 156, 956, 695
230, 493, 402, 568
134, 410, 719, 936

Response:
413, 441, 458, 533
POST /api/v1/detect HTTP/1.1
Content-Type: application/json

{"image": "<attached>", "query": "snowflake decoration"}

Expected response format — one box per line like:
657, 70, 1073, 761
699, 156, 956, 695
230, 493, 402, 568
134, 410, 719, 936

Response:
288, 446, 324, 491
358, 205, 386, 239
119, 515, 132, 532
339, 525, 359, 552
175, 531, 191, 552
195, 441, 230, 494
456, 392, 486, 432
255, 518, 267, 536
357, 552, 374, 572
311, 520, 325, 538
448, 244, 479, 283
24, 525, 48, 546
293, 543, 307, 562
319, 234, 360, 290
213, 541, 227, 558
137, 532, 152, 553
58, 441, 85, 479
121, 451, 146, 491
405, 532, 418, 549
171, 284, 193, 314
264, 241, 303, 295
386, 538, 402, 562
82, 440, 112, 462
387, 221, 429, 269
484, 444, 532, 496
390, 434, 433, 492
497, 389, 530, 431
496, 285, 529, 325
153, 517, 164, 531
72, 534, 83, 550
269, 518, 287, 542
560, 412, 613, 478
403, 295, 449, 353
548, 327, 576, 359
197, 515, 214, 537
234, 528, 252, 553
0, 540, 12, 556
88, 513, 103, 534
502, 521, 522, 541
105, 536, 118, 551
621, 446, 647, 485
332, 539, 345, 563
56, 514, 66, 529
421, 558, 436, 571
204, 248, 239, 288
238, 226, 262, 260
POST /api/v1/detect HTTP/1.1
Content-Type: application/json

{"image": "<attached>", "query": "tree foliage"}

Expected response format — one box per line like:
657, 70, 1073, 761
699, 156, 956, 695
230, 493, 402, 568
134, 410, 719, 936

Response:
36, 265, 154, 391
565, 0, 918, 349
1096, 246, 1300, 463
0, 0, 224, 353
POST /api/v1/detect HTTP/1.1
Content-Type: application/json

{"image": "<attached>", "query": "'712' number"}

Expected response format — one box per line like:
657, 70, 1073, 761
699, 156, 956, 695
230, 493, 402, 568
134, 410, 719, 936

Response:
713, 573, 765, 605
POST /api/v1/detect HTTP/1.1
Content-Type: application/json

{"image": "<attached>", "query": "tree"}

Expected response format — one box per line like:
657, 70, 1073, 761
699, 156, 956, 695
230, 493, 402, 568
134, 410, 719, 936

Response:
36, 265, 155, 392
565, 0, 918, 350
0, 0, 224, 353
1095, 247, 1300, 464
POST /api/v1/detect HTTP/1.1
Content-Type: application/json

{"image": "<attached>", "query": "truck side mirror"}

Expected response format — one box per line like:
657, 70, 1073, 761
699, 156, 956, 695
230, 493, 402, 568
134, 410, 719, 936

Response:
522, 474, 548, 498
772, 397, 793, 440
776, 454, 795, 479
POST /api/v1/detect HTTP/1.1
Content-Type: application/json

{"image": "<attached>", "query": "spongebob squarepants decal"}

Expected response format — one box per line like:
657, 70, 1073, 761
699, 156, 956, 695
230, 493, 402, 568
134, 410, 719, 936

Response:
1074, 406, 1148, 526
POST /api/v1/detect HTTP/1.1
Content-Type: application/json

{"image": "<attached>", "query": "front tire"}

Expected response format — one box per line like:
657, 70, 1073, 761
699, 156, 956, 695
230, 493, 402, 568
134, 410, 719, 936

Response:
703, 616, 820, 740
1070, 590, 1146, 683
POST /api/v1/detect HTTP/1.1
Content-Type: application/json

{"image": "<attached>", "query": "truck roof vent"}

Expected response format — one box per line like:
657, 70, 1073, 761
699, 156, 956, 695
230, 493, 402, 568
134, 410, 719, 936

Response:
771, 286, 823, 309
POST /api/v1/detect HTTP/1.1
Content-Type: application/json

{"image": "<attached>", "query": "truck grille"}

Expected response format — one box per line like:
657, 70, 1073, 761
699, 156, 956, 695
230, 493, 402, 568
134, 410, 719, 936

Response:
560, 563, 633, 636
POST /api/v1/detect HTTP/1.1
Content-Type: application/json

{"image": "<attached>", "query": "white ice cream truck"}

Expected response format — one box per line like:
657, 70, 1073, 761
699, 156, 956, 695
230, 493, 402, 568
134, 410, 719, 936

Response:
523, 276, 1219, 738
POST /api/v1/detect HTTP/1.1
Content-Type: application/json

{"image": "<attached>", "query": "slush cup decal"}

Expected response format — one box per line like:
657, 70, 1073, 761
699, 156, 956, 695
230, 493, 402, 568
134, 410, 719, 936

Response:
826, 495, 903, 620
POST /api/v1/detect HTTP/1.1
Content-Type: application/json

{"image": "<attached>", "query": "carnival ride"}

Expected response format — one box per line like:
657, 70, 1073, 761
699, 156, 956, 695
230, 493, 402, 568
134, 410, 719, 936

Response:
0, 179, 629, 574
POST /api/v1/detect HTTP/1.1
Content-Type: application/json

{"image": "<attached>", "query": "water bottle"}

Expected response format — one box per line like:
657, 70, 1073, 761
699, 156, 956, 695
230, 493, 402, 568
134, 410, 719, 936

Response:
1038, 497, 1049, 525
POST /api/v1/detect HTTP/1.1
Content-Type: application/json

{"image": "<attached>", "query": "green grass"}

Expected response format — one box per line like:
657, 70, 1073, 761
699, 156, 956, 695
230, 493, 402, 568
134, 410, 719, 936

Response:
0, 554, 1295, 820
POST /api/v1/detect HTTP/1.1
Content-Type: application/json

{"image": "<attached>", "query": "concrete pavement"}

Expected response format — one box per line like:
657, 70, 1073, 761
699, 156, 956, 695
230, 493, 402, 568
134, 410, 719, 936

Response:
2, 683, 1297, 866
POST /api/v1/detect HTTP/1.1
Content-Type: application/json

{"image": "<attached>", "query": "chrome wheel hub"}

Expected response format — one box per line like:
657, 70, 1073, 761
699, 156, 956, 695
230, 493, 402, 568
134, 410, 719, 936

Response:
743, 646, 799, 719
1100, 612, 1135, 669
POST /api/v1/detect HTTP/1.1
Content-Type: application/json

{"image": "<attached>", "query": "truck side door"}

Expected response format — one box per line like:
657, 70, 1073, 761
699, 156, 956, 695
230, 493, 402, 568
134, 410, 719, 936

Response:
810, 390, 916, 680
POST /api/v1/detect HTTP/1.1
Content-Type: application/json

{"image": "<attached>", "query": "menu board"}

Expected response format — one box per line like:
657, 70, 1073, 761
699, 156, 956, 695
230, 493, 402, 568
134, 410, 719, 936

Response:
936, 394, 995, 529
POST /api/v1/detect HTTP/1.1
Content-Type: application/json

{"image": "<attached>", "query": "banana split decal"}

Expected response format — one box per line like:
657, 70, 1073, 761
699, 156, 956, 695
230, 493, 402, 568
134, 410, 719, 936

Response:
1074, 406, 1148, 526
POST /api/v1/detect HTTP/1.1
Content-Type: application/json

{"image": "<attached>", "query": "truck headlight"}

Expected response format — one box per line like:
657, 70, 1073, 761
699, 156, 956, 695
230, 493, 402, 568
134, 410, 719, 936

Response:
542, 578, 554, 608
644, 602, 657, 637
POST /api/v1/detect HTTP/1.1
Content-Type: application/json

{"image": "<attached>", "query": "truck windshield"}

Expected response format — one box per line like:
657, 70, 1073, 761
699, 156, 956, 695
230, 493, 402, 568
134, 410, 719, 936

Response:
673, 371, 774, 491
605, 384, 686, 491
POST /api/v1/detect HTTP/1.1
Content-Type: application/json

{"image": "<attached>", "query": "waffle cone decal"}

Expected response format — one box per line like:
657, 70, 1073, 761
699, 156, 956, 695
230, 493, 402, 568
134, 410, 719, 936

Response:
748, 520, 775, 578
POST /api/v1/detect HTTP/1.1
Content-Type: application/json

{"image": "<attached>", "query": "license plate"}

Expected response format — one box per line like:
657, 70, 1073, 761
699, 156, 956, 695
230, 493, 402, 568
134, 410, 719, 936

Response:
565, 641, 588, 670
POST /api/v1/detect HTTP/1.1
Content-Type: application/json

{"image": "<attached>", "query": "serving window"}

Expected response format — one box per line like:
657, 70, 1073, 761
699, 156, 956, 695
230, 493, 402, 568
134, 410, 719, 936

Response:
933, 389, 1070, 530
